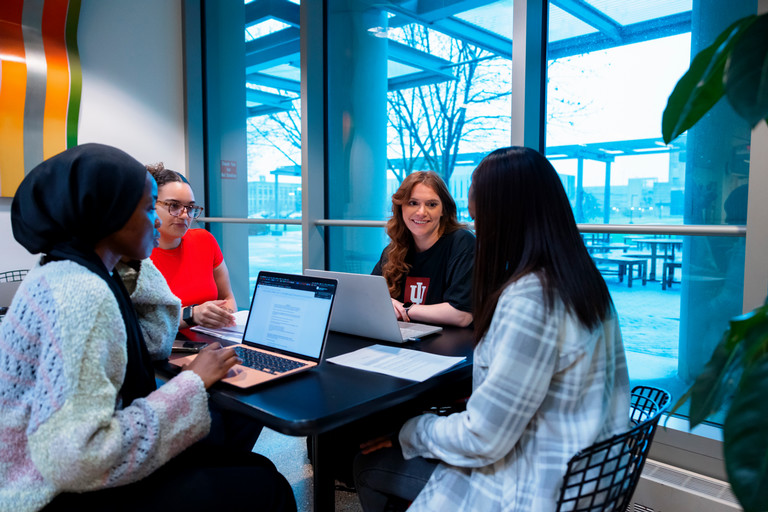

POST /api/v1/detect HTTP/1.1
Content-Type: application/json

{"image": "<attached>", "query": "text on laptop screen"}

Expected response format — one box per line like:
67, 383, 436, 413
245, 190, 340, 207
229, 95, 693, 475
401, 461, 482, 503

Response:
243, 274, 334, 359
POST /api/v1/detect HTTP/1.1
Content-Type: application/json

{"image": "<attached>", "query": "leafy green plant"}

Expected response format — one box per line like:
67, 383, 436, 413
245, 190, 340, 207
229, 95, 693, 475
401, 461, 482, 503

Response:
662, 11, 768, 512
670, 306, 768, 511
662, 13, 768, 144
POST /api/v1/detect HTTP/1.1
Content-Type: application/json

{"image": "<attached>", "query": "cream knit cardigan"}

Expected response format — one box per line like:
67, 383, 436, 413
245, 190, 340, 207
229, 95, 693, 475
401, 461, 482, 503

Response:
0, 259, 211, 512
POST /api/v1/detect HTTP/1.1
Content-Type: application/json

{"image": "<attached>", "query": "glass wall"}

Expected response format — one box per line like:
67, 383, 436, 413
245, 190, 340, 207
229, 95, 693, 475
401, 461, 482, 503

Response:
325, 0, 513, 271
205, 0, 305, 299
545, 0, 755, 408
245, 0, 302, 222
199, 0, 759, 424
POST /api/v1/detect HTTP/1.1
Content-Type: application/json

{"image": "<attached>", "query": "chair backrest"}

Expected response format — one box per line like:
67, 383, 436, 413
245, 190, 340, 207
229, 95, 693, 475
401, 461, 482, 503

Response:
0, 269, 28, 283
0, 270, 29, 308
554, 386, 671, 512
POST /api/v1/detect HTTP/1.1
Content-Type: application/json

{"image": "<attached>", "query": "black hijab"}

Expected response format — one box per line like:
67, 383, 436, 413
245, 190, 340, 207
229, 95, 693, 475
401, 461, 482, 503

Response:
12, 143, 156, 406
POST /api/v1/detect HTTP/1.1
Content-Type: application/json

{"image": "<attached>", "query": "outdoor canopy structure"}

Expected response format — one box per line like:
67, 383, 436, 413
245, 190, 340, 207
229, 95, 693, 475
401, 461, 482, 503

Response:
243, 0, 692, 116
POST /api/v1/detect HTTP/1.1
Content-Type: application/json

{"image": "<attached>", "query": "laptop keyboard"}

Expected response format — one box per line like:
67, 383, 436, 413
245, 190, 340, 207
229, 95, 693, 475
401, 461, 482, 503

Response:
233, 346, 307, 375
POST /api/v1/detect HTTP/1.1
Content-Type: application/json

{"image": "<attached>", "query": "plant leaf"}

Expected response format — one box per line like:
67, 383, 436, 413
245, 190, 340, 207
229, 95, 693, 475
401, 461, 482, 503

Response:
724, 13, 768, 128
662, 16, 756, 144
688, 333, 743, 427
667, 385, 692, 420
724, 353, 768, 512
728, 303, 768, 363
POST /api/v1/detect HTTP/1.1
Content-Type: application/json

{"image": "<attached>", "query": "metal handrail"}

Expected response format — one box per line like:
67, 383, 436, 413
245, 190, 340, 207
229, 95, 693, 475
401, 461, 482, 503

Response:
197, 217, 301, 225
198, 217, 746, 237
575, 223, 745, 237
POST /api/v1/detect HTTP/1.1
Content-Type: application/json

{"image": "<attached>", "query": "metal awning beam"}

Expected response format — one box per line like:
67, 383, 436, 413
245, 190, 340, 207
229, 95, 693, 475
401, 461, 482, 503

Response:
245, 0, 299, 29
388, 9, 513, 57
548, 12, 691, 60
389, 40, 455, 78
388, 70, 455, 90
551, 0, 622, 41
246, 72, 300, 93
247, 104, 292, 117
411, 0, 499, 21
246, 88, 295, 107
245, 27, 300, 73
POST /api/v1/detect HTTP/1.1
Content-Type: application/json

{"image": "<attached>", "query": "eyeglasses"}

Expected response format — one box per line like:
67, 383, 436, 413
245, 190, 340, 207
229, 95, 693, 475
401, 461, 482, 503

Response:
156, 200, 204, 219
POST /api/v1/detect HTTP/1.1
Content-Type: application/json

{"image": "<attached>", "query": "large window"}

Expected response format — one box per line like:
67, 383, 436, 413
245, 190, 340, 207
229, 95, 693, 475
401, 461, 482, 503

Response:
325, 0, 514, 272
243, 0, 303, 288
545, 0, 755, 413
198, 0, 761, 429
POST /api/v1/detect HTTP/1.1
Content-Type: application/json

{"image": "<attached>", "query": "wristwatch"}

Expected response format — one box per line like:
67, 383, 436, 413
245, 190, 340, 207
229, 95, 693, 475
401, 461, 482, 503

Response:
183, 305, 198, 327
403, 302, 414, 312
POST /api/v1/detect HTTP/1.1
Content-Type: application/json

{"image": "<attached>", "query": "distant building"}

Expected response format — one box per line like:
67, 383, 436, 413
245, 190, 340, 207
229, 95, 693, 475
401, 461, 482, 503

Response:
248, 166, 301, 218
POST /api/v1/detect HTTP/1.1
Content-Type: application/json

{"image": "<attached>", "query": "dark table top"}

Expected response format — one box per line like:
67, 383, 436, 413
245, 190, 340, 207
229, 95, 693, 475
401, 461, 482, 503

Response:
157, 326, 475, 436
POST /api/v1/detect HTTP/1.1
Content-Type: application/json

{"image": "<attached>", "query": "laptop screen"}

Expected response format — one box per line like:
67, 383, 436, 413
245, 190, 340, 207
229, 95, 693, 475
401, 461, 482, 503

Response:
242, 272, 336, 359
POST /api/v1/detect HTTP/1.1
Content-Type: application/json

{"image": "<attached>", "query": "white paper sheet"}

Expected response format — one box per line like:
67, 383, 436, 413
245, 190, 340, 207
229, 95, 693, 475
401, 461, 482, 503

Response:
326, 344, 466, 382
190, 310, 249, 343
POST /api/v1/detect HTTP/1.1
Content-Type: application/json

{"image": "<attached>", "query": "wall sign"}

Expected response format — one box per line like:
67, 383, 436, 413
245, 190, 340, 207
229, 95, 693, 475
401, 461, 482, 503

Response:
220, 159, 237, 179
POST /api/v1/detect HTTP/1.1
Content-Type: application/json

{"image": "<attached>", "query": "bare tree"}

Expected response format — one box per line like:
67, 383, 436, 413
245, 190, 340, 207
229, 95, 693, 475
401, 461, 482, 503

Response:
546, 58, 596, 144
246, 30, 592, 187
246, 97, 302, 172
386, 24, 511, 184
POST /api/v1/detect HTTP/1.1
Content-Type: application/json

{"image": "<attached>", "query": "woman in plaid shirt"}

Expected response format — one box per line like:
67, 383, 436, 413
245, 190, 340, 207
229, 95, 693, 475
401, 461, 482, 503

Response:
354, 147, 630, 511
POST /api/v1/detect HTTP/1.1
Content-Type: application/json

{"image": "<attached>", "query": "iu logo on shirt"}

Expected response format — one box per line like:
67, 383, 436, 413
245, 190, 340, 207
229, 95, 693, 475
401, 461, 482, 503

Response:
405, 277, 430, 305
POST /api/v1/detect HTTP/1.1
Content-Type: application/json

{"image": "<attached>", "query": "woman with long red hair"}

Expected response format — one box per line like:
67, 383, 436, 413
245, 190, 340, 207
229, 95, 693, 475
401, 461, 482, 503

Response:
373, 171, 474, 327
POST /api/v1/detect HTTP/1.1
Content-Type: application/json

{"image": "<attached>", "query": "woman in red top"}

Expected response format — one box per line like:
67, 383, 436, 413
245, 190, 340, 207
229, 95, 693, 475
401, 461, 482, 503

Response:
148, 163, 236, 329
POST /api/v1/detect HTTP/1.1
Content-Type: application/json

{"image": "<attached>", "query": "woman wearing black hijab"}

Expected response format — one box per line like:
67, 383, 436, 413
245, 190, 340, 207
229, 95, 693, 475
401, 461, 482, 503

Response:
0, 144, 296, 511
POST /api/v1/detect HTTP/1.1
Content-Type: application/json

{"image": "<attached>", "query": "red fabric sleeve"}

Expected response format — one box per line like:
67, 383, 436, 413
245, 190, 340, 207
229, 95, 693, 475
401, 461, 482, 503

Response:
150, 229, 224, 307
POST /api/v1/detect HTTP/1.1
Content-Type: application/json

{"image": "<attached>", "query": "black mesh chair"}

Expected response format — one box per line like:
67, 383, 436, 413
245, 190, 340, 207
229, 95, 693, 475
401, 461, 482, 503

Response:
554, 385, 671, 512
0, 269, 28, 283
0, 269, 29, 310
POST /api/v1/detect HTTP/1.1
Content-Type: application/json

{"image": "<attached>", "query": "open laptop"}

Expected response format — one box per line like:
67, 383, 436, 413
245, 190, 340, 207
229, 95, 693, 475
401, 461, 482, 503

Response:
304, 269, 442, 343
170, 271, 337, 389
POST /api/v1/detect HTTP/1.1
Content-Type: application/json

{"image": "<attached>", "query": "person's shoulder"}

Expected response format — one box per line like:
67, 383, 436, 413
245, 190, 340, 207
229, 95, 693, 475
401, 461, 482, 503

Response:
376, 244, 391, 263
185, 228, 214, 240
445, 228, 475, 250
457, 227, 475, 241
499, 273, 545, 304
23, 261, 112, 306
34, 259, 105, 284
185, 228, 218, 245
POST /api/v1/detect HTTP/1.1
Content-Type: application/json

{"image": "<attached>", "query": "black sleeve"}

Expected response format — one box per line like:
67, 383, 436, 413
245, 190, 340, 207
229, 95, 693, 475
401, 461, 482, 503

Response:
442, 230, 475, 313
371, 246, 389, 275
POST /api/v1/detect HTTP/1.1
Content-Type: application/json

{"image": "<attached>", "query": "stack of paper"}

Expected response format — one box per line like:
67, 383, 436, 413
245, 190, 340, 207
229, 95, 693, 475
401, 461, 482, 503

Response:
190, 310, 249, 343
327, 344, 466, 382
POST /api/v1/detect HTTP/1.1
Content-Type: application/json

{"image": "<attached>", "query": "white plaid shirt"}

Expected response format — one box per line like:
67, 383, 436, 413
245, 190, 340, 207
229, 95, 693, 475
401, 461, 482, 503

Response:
399, 273, 630, 511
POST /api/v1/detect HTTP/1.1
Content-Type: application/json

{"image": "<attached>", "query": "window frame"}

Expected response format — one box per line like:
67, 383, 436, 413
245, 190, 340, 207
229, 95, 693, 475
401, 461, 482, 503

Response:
184, 0, 768, 482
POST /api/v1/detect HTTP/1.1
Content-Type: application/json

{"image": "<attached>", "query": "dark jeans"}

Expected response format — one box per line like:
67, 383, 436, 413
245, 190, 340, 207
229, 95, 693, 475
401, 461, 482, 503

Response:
44, 442, 296, 512
353, 444, 437, 512
206, 399, 264, 453
311, 374, 471, 487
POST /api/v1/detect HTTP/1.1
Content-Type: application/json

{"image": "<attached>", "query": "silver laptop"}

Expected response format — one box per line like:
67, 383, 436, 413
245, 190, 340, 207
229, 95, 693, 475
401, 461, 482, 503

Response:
170, 271, 337, 389
304, 269, 442, 343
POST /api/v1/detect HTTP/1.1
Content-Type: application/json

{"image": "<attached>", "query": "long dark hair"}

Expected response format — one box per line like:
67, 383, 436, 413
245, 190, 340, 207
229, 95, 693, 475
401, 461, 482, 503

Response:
382, 171, 462, 297
471, 147, 613, 343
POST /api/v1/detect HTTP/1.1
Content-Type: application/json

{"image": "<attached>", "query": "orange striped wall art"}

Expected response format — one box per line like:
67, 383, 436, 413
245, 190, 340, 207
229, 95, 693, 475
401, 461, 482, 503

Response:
0, 0, 81, 197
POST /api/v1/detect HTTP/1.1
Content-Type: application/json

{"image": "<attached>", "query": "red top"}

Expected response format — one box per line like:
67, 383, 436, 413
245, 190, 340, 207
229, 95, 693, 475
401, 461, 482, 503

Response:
150, 229, 224, 307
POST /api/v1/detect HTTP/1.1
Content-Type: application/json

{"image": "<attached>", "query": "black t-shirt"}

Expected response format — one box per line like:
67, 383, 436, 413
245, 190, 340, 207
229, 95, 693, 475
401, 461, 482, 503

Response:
372, 229, 475, 312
